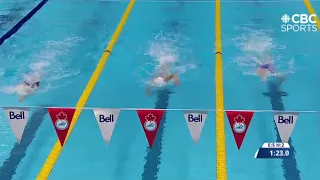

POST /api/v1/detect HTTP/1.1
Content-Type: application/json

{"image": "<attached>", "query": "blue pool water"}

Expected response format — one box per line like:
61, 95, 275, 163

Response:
0, 1, 41, 37
223, 1, 320, 180
0, 0, 319, 180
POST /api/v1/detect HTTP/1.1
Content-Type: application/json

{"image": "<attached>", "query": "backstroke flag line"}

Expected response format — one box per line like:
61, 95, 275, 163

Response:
226, 111, 254, 150
48, 108, 76, 146
184, 111, 208, 144
137, 109, 165, 147
273, 112, 299, 143
3, 108, 30, 143
0, 106, 304, 148
93, 108, 121, 145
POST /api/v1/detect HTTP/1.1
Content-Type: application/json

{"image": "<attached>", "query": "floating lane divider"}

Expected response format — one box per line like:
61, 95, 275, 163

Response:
36, 0, 136, 179
0, 0, 49, 46
303, 0, 320, 30
215, 0, 228, 180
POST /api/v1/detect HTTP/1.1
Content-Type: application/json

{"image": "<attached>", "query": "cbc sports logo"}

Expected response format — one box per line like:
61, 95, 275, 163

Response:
281, 14, 318, 32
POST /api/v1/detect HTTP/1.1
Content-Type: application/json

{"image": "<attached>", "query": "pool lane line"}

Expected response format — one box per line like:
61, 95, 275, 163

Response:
0, 106, 50, 180
36, 1, 136, 179
215, 0, 228, 180
263, 82, 301, 180
303, 0, 320, 30
141, 89, 172, 180
0, 0, 49, 46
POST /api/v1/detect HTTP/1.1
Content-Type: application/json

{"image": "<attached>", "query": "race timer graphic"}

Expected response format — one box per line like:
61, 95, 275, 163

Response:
254, 142, 293, 159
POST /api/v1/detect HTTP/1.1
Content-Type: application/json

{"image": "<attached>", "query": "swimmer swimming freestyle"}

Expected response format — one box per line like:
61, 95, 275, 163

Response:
146, 62, 180, 96
257, 59, 286, 84
18, 72, 41, 102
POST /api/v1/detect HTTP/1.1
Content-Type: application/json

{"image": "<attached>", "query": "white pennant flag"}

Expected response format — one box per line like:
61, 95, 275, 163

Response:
3, 108, 30, 143
274, 112, 299, 143
93, 108, 120, 145
184, 111, 208, 144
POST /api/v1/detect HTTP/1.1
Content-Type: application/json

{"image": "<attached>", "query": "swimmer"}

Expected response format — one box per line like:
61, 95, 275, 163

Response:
146, 63, 180, 96
258, 62, 286, 84
258, 63, 274, 81
18, 73, 41, 102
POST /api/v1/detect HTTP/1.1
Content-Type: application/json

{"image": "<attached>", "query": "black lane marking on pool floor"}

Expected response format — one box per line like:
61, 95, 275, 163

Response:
141, 89, 172, 180
0, 0, 49, 46
0, 106, 49, 180
263, 81, 301, 180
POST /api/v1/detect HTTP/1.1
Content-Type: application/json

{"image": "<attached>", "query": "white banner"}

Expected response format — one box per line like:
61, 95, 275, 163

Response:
93, 108, 121, 145
4, 108, 30, 143
274, 112, 299, 143
184, 111, 208, 144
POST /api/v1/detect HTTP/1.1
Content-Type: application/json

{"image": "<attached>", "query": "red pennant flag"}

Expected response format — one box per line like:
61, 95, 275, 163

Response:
226, 111, 254, 150
48, 108, 76, 146
137, 109, 165, 147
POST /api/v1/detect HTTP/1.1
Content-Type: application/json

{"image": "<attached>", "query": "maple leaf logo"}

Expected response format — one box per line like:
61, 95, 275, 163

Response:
57, 111, 67, 120
145, 113, 156, 121
234, 114, 245, 123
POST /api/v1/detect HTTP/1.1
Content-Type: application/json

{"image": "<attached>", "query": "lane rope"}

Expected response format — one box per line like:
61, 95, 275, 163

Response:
215, 0, 228, 180
104, 49, 112, 54
36, 1, 136, 179
303, 0, 320, 30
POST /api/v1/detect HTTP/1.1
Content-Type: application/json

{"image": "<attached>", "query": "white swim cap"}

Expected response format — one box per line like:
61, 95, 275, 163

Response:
153, 77, 166, 87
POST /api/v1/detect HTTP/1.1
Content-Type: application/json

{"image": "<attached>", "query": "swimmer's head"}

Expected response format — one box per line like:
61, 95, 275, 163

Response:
152, 77, 166, 87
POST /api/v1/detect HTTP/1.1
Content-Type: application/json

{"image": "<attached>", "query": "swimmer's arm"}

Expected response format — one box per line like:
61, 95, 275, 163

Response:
18, 86, 37, 102
146, 86, 151, 96
257, 68, 267, 81
19, 95, 25, 102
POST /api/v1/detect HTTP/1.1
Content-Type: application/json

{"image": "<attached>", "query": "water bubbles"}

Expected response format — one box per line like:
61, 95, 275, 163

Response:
231, 24, 296, 77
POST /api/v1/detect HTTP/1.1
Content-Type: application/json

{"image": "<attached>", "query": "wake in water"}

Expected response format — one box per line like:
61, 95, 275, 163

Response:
230, 24, 297, 80
1, 61, 47, 101
134, 31, 198, 89
0, 37, 83, 98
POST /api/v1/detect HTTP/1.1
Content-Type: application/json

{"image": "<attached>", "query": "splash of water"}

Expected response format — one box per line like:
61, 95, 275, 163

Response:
231, 25, 296, 77
135, 31, 198, 86
0, 37, 83, 96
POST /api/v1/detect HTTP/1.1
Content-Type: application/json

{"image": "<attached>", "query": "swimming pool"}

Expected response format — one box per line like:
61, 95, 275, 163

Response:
0, 1, 41, 37
223, 1, 320, 180
0, 0, 319, 180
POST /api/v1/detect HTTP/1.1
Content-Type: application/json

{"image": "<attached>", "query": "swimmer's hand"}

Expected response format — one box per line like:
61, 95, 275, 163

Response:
146, 86, 151, 96
19, 96, 24, 102
175, 78, 180, 86
173, 74, 180, 86
278, 76, 286, 85
261, 75, 267, 82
